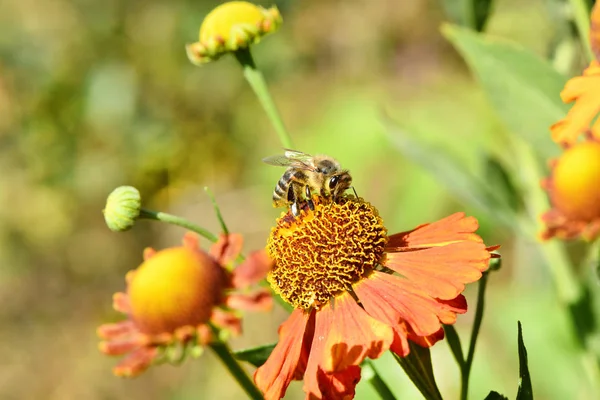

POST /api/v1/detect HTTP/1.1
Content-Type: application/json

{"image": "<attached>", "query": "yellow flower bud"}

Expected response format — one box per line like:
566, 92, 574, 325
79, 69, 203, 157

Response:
186, 1, 282, 65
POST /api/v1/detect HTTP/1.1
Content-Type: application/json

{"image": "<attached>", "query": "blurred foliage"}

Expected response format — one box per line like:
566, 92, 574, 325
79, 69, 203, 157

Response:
0, 0, 597, 399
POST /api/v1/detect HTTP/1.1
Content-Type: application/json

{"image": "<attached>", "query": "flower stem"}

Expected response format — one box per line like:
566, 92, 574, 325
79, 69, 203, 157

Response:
233, 47, 294, 149
569, 0, 594, 62
460, 271, 489, 400
210, 341, 264, 400
363, 360, 396, 400
139, 208, 218, 243
204, 187, 229, 235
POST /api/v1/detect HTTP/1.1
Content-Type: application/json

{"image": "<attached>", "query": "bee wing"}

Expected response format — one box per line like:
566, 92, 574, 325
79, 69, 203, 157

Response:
262, 149, 316, 170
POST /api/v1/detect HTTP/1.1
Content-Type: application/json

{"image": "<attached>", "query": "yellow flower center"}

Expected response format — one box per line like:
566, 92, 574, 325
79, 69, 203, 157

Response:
127, 247, 226, 335
199, 1, 266, 43
552, 141, 600, 221
267, 197, 387, 311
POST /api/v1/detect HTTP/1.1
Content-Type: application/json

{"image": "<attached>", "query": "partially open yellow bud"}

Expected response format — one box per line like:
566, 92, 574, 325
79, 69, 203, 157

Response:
128, 246, 227, 335
551, 141, 600, 221
186, 1, 282, 65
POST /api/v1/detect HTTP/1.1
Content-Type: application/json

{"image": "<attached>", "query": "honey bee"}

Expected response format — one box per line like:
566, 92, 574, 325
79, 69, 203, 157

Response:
262, 149, 354, 216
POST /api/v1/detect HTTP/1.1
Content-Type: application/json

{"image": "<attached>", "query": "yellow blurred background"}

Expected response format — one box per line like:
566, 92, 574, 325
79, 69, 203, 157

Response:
0, 0, 593, 398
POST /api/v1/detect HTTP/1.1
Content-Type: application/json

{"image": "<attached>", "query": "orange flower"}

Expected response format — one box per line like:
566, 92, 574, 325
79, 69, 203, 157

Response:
97, 233, 273, 377
551, 3, 600, 145
541, 133, 600, 240
254, 196, 497, 399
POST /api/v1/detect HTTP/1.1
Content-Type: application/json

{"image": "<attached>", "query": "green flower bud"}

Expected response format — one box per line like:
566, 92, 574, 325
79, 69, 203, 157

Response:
103, 186, 141, 232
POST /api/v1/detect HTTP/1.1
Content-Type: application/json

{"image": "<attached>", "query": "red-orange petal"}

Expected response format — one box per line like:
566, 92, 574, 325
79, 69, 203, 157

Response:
255, 309, 311, 400
385, 241, 490, 299
209, 233, 244, 266
225, 289, 273, 311
386, 212, 482, 249
408, 327, 445, 348
302, 293, 393, 398
307, 365, 361, 400
231, 250, 273, 288
113, 347, 159, 378
592, 1, 600, 60
355, 271, 466, 337
112, 292, 131, 313
97, 320, 136, 340
211, 308, 242, 336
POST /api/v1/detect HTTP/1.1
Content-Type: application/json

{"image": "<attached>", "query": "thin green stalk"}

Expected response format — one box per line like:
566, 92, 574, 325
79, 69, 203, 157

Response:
463, 0, 476, 29
363, 360, 396, 400
233, 47, 294, 149
204, 186, 229, 235
210, 341, 264, 400
139, 208, 218, 242
569, 0, 594, 61
460, 271, 489, 400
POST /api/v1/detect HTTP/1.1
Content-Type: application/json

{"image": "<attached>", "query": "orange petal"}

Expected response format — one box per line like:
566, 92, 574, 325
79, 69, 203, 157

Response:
386, 212, 482, 250
551, 62, 600, 145
408, 327, 445, 348
355, 271, 466, 338
255, 309, 311, 400
232, 250, 273, 288
302, 293, 393, 398
385, 241, 490, 299
97, 320, 137, 339
209, 233, 244, 266
112, 292, 131, 313
306, 365, 361, 400
211, 308, 242, 336
225, 289, 273, 311
113, 347, 159, 378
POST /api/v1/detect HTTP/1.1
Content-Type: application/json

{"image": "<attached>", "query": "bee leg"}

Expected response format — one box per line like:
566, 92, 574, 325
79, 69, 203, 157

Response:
305, 185, 315, 210
288, 185, 301, 217
351, 186, 358, 198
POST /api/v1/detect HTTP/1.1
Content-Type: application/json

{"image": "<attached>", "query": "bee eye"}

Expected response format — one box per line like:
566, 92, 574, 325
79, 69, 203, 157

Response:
329, 176, 339, 189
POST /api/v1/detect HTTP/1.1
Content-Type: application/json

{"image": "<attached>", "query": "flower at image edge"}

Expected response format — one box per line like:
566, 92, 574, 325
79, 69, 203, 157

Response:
254, 196, 498, 399
97, 233, 273, 377
186, 1, 282, 65
541, 134, 600, 240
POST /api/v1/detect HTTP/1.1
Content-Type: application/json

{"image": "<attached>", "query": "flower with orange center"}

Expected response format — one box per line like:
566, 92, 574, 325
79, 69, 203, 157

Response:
541, 133, 600, 240
186, 1, 282, 65
254, 196, 497, 399
97, 233, 273, 377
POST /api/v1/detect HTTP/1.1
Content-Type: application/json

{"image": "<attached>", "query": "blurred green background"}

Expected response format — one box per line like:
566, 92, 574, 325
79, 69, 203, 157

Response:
0, 0, 596, 398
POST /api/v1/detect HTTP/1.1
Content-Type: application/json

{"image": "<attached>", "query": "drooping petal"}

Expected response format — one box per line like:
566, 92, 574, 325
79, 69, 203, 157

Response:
302, 293, 393, 398
231, 250, 273, 288
255, 309, 312, 400
113, 347, 159, 378
355, 271, 467, 338
209, 233, 244, 266
592, 1, 600, 61
408, 327, 445, 348
306, 365, 361, 400
385, 241, 490, 299
550, 62, 600, 145
225, 288, 273, 311
386, 212, 482, 250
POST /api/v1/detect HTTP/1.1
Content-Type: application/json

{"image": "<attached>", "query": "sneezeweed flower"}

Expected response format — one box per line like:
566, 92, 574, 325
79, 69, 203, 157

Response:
254, 196, 497, 399
103, 186, 141, 232
97, 233, 273, 377
541, 132, 600, 241
186, 1, 282, 65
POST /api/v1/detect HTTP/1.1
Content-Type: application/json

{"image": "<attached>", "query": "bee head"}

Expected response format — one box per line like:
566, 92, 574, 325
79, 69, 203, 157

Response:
328, 171, 352, 199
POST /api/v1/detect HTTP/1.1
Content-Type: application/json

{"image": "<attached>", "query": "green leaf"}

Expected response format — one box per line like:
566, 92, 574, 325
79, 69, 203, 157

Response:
516, 321, 534, 400
473, 0, 494, 31
393, 343, 443, 400
233, 343, 276, 367
485, 391, 509, 400
441, 0, 494, 31
442, 24, 568, 160
484, 156, 523, 212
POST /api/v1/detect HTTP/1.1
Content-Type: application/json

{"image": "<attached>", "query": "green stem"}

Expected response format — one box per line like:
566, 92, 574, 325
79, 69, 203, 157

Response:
139, 208, 218, 243
364, 360, 396, 400
463, 0, 476, 29
210, 341, 264, 400
204, 187, 229, 235
460, 271, 489, 400
569, 0, 594, 61
234, 47, 294, 149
